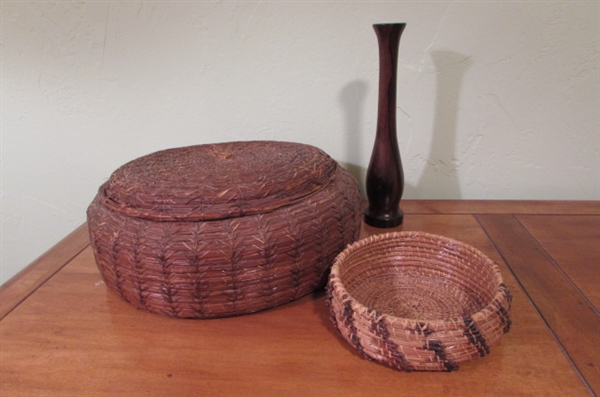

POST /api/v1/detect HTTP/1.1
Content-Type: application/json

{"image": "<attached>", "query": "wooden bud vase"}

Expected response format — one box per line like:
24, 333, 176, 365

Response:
364, 23, 406, 228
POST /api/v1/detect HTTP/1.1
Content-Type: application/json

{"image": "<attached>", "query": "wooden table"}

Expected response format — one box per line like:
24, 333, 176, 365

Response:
1, 200, 599, 396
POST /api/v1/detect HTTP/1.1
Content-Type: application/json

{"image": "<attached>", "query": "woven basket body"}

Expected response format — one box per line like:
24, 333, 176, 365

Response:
87, 141, 362, 318
327, 231, 512, 372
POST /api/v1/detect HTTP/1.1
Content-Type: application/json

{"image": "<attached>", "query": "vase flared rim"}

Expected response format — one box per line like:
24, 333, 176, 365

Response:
373, 23, 407, 27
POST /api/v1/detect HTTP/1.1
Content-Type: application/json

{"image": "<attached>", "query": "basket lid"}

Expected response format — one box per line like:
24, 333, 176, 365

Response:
98, 141, 338, 221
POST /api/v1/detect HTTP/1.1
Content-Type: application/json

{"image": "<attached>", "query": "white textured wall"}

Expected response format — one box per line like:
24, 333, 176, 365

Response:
2, 1, 598, 284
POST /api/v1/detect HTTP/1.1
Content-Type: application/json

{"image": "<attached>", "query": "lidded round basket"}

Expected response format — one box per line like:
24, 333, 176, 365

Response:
87, 141, 362, 318
327, 231, 512, 372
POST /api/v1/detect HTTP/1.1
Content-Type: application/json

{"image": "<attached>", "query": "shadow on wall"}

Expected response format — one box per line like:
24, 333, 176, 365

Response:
338, 80, 368, 197
339, 50, 472, 200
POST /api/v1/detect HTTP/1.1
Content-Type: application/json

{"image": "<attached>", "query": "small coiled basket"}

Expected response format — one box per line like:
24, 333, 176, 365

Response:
327, 231, 512, 372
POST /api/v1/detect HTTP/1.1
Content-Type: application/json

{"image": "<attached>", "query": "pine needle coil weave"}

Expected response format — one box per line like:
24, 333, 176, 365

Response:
87, 141, 362, 318
327, 231, 512, 372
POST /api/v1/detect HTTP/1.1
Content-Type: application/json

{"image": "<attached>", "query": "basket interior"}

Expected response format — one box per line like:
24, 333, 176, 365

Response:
338, 234, 499, 320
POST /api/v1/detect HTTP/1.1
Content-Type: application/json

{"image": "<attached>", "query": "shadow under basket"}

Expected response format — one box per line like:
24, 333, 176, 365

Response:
327, 231, 512, 372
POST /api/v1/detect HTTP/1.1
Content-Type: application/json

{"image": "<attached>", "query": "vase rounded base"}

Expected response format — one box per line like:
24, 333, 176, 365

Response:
364, 207, 404, 228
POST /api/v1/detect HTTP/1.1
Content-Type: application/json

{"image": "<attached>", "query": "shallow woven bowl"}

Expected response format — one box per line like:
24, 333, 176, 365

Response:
327, 231, 512, 372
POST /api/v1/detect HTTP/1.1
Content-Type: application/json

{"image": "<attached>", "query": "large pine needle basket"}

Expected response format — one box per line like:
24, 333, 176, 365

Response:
87, 141, 362, 318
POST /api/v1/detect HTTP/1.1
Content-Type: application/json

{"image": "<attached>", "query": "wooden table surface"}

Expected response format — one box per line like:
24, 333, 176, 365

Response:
1, 200, 598, 397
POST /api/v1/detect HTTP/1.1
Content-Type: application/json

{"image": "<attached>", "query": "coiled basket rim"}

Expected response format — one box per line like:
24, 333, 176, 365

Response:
329, 231, 506, 326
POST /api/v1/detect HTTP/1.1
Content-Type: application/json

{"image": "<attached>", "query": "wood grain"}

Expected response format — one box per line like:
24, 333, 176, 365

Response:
478, 214, 599, 396
0, 212, 592, 397
0, 223, 90, 319
400, 200, 600, 215
517, 215, 600, 310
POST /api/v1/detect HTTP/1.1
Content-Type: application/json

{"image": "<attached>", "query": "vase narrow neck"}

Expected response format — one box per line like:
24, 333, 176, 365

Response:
373, 23, 405, 141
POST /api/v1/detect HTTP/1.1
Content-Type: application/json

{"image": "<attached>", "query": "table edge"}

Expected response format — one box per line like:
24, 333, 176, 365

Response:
0, 223, 90, 319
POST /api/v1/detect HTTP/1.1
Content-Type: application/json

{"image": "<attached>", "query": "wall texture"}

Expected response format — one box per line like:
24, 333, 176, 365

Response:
2, 1, 599, 284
